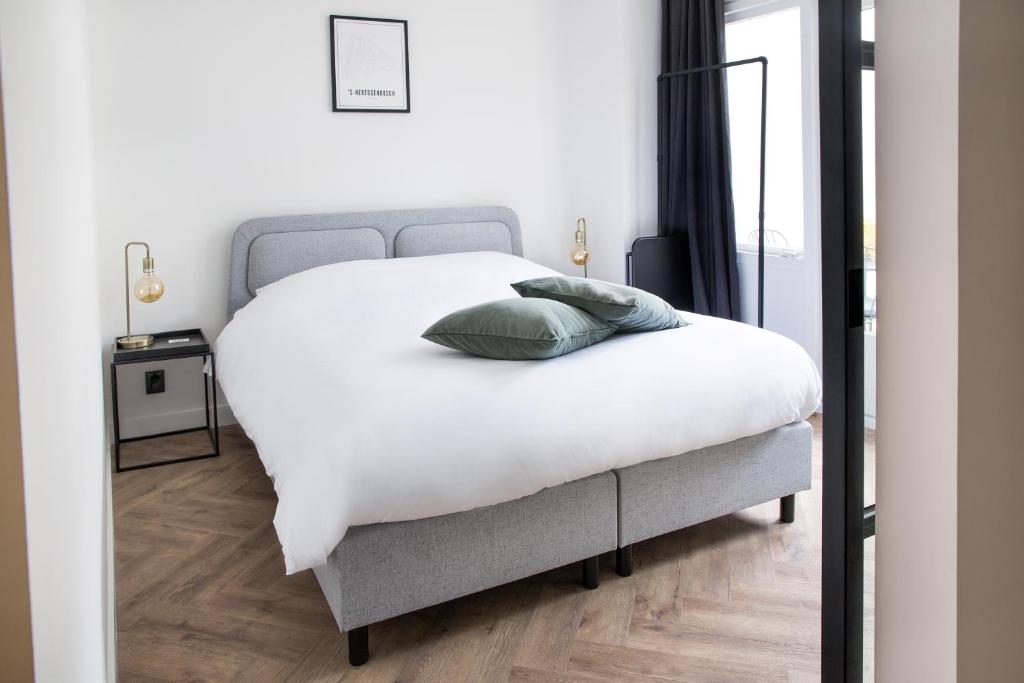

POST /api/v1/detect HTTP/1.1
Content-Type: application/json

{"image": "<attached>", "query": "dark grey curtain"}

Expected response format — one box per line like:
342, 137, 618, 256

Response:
658, 0, 740, 320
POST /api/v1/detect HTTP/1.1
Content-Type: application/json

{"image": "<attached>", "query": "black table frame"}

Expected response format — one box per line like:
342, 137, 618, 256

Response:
110, 348, 220, 473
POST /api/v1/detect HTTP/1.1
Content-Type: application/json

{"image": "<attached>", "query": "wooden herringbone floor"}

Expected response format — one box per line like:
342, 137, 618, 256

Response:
115, 415, 875, 681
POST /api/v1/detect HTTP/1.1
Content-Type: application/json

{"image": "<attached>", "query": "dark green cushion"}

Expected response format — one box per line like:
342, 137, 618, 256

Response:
422, 297, 615, 360
511, 276, 687, 332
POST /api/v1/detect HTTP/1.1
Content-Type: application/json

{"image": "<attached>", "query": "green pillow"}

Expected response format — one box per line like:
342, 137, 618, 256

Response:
422, 297, 615, 360
511, 276, 687, 332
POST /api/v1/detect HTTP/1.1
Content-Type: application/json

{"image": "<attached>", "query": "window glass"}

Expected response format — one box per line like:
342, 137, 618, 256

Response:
863, 68, 876, 330
862, 7, 875, 42
725, 7, 804, 252
862, 8, 877, 680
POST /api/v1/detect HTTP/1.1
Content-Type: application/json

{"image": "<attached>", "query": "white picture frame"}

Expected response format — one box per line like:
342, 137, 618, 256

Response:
330, 16, 410, 113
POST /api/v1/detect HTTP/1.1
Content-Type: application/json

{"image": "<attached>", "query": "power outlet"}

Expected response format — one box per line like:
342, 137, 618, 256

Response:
145, 369, 165, 395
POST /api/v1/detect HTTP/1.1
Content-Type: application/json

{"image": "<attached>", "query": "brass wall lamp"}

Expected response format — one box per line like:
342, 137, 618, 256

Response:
570, 217, 591, 278
116, 242, 165, 348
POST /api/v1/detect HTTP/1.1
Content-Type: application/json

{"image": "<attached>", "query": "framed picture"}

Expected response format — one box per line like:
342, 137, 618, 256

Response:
330, 15, 410, 113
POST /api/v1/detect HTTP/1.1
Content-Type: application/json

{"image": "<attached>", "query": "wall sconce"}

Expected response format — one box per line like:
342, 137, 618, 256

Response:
116, 242, 165, 349
570, 217, 591, 278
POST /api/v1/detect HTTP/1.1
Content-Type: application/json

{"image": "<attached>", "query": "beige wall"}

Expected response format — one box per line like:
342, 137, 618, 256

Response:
878, 0, 1024, 675
957, 0, 1024, 678
875, 0, 960, 679
0, 80, 34, 683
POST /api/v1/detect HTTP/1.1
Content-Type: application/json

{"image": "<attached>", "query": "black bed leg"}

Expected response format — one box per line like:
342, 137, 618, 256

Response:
780, 494, 796, 523
348, 626, 369, 666
582, 556, 599, 590
616, 545, 634, 577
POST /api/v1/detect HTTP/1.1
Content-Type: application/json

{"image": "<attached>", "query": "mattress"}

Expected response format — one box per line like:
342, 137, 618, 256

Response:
215, 251, 821, 573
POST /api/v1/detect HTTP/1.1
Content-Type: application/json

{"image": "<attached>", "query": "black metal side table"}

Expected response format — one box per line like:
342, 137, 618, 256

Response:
110, 328, 220, 472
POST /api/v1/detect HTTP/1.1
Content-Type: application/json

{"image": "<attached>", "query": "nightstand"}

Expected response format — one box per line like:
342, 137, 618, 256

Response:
110, 328, 220, 472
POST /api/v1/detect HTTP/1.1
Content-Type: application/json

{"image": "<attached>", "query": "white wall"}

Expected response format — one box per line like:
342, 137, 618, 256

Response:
551, 0, 661, 284
875, 0, 959, 679
88, 0, 660, 434
0, 0, 110, 680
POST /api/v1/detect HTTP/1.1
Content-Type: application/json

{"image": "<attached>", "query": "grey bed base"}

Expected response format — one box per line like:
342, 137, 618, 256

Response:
314, 423, 811, 665
227, 207, 812, 667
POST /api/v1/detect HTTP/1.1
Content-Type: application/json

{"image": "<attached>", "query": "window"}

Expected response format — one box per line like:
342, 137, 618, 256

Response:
725, 4, 805, 253
862, 7, 876, 331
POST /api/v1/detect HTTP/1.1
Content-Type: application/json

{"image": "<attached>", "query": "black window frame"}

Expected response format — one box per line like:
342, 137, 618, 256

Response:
819, 0, 866, 680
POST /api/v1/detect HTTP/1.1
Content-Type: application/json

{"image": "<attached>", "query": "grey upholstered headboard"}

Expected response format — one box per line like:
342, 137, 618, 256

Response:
227, 206, 523, 316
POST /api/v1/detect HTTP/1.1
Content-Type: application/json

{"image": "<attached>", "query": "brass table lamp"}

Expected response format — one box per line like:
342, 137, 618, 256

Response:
116, 242, 165, 349
570, 217, 591, 278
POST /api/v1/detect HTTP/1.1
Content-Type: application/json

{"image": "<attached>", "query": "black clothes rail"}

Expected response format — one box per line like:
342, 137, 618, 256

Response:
658, 56, 768, 328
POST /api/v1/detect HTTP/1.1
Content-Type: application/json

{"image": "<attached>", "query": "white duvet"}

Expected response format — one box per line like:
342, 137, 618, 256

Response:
216, 251, 821, 573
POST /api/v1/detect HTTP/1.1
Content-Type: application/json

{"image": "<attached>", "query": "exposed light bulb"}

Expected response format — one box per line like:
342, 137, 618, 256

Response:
134, 273, 164, 302
570, 242, 590, 267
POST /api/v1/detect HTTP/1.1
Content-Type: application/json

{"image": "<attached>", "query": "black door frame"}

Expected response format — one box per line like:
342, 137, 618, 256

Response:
819, 0, 865, 680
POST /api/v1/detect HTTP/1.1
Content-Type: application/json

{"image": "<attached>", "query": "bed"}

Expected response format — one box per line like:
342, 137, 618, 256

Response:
217, 206, 819, 666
